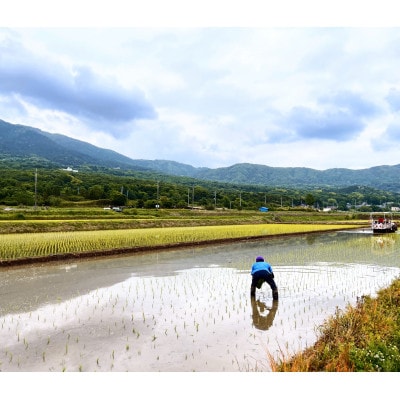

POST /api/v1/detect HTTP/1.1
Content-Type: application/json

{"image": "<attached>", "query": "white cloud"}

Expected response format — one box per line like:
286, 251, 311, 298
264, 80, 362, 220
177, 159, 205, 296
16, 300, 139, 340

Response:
1, 26, 400, 170
0, 30, 157, 138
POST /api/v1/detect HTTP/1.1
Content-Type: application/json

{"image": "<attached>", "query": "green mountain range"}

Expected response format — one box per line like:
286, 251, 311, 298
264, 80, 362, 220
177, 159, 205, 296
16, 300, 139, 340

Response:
1, 119, 399, 191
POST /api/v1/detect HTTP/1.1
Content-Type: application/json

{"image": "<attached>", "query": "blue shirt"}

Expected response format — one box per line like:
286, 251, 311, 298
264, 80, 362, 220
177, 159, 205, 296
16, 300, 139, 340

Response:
251, 261, 273, 275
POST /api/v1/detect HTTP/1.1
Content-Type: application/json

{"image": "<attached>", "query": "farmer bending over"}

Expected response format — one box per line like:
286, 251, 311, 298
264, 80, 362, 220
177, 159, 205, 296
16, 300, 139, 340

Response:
250, 256, 278, 300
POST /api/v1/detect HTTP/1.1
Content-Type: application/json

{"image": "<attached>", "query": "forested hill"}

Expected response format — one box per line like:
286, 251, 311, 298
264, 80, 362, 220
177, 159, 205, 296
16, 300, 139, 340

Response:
1, 119, 400, 191
0, 119, 149, 170
193, 163, 400, 192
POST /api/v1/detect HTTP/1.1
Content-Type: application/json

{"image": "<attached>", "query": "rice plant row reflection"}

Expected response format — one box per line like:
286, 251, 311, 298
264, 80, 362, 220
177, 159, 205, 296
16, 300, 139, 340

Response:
1, 259, 399, 371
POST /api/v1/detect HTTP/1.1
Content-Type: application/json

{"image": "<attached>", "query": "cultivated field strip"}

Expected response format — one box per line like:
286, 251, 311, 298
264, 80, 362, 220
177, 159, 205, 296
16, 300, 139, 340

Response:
0, 224, 356, 261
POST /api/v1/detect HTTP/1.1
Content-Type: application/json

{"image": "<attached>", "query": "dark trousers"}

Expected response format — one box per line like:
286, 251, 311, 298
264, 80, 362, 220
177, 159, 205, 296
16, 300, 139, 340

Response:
251, 270, 278, 298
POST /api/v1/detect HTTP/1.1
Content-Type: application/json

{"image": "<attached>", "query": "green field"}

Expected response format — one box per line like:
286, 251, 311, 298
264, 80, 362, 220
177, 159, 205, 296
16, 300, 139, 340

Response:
1, 205, 397, 372
0, 223, 360, 262
0, 207, 368, 264
0, 207, 368, 231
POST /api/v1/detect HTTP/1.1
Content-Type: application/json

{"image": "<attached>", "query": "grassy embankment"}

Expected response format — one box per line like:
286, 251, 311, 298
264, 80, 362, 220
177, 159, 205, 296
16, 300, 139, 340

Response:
270, 278, 400, 372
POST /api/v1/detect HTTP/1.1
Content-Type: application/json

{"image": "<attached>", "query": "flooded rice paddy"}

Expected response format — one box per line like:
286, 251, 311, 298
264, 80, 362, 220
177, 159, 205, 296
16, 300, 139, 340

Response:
1, 230, 399, 372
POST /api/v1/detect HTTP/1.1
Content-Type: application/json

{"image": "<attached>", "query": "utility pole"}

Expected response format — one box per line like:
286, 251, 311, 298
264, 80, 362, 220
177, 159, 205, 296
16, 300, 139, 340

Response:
156, 181, 160, 210
34, 168, 37, 210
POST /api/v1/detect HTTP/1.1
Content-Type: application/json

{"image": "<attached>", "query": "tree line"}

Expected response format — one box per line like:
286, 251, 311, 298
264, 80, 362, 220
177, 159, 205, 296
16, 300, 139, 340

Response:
0, 167, 399, 211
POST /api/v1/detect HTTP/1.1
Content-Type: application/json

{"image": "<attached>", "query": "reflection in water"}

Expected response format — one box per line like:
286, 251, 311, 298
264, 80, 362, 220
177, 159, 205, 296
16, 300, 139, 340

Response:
1, 231, 400, 372
305, 235, 316, 245
371, 236, 396, 255
251, 298, 278, 331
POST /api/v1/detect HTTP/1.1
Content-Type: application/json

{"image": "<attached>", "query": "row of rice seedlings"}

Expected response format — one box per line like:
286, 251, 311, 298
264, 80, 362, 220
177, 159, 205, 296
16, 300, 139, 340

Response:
0, 224, 357, 260
258, 262, 400, 363
1, 248, 398, 371
254, 234, 400, 270
0, 266, 254, 371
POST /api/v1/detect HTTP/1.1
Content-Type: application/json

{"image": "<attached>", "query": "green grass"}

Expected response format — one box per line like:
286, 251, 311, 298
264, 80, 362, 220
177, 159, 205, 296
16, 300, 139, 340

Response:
270, 278, 400, 371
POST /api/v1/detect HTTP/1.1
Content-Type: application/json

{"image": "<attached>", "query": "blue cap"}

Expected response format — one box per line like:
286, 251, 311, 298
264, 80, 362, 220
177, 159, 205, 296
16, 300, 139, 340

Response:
256, 256, 264, 262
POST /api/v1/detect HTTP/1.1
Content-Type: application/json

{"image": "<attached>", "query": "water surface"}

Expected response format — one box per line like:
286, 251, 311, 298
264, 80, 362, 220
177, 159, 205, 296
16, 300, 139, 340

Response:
1, 230, 399, 371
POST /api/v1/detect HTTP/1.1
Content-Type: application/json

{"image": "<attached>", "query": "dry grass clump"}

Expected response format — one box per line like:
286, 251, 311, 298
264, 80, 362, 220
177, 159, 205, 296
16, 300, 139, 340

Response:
269, 278, 400, 372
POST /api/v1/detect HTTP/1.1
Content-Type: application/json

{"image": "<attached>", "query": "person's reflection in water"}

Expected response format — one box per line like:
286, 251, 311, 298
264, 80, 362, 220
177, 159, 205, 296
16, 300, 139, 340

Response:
251, 298, 279, 331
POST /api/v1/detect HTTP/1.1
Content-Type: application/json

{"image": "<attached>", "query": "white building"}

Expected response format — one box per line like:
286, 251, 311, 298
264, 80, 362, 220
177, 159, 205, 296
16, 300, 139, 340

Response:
62, 167, 78, 173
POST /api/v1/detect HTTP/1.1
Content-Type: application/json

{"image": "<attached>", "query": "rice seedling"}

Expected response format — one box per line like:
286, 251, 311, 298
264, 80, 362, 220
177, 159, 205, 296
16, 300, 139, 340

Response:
0, 230, 399, 372
0, 224, 357, 261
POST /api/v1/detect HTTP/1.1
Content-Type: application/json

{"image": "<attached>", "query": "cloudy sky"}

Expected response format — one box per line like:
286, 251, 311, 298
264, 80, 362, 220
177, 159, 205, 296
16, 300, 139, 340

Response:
1, 1, 400, 170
